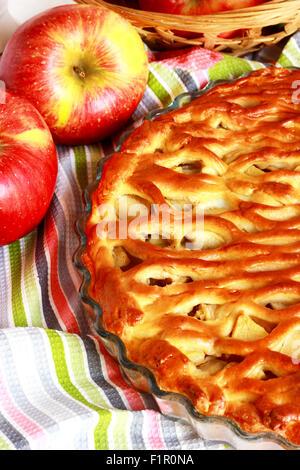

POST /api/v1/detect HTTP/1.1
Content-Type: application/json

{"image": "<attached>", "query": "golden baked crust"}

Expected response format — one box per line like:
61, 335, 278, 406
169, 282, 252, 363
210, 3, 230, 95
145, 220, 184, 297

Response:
85, 67, 300, 445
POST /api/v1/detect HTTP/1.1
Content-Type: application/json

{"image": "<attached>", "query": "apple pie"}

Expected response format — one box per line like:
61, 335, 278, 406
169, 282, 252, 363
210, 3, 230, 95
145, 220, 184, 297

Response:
84, 67, 300, 446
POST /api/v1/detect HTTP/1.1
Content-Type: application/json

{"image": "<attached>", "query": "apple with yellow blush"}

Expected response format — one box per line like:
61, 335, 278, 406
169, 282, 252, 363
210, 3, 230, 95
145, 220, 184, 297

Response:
0, 89, 57, 246
0, 4, 149, 145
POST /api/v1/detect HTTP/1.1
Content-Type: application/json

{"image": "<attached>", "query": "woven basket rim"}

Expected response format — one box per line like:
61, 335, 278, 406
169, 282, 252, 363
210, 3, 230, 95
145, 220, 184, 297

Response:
74, 0, 300, 55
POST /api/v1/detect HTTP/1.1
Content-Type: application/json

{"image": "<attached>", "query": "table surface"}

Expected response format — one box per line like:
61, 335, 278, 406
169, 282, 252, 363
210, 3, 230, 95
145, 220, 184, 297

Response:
0, 0, 75, 51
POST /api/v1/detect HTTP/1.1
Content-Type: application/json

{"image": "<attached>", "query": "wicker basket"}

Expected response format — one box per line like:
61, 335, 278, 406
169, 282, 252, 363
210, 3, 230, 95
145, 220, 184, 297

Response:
74, 0, 300, 56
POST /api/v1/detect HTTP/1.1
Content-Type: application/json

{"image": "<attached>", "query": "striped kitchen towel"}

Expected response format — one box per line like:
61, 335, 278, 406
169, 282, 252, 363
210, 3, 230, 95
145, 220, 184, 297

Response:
0, 33, 300, 450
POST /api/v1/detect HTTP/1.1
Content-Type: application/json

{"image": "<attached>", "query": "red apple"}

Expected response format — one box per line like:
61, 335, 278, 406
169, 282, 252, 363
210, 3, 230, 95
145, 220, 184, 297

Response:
138, 0, 269, 38
0, 88, 57, 246
0, 4, 149, 146
139, 0, 268, 15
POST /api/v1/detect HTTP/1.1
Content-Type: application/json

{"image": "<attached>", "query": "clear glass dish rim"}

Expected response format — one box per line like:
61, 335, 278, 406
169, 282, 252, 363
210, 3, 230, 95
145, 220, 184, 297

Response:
73, 68, 300, 451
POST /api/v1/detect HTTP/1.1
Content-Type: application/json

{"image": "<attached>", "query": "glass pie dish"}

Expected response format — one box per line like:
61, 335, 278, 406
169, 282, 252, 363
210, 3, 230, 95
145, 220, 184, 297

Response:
73, 73, 300, 451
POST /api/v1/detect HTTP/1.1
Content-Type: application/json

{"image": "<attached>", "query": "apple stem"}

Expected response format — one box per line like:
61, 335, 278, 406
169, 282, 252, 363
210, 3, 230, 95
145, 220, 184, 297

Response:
73, 66, 86, 80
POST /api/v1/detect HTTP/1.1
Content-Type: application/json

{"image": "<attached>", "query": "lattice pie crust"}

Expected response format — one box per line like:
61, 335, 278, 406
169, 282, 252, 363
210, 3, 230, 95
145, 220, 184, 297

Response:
85, 68, 300, 445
